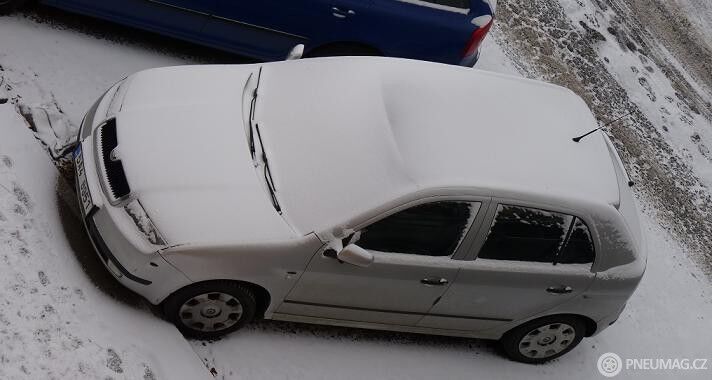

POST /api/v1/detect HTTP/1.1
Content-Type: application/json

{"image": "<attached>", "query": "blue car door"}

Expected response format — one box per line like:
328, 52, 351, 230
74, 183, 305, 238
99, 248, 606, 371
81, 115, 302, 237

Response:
302, 0, 379, 48
54, 0, 214, 39
202, 0, 374, 61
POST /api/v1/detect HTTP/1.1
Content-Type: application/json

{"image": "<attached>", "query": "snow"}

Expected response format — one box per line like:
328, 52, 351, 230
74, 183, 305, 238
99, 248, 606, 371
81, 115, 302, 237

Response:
123, 200, 165, 246
106, 65, 297, 246
561, 0, 712, 191
1, 4, 711, 380
0, 105, 210, 379
259, 57, 621, 235
671, 0, 712, 49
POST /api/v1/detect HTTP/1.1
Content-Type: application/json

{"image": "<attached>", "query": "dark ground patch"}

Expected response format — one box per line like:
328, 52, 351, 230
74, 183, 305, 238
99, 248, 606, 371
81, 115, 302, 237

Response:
106, 348, 123, 374
55, 179, 143, 307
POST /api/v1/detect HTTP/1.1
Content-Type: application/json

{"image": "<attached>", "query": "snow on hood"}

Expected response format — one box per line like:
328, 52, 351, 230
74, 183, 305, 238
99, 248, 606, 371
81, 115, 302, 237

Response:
114, 65, 295, 246
109, 58, 619, 245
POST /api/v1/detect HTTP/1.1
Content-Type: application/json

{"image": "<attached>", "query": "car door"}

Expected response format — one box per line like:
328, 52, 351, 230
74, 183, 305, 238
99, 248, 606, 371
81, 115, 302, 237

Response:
299, 0, 380, 50
420, 202, 597, 331
55, 0, 213, 38
278, 200, 484, 326
201, 0, 375, 60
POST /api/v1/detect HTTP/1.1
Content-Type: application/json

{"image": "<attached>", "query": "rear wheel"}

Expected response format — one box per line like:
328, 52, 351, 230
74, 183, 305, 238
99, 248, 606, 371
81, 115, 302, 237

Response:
163, 281, 256, 340
0, 0, 27, 15
499, 315, 586, 364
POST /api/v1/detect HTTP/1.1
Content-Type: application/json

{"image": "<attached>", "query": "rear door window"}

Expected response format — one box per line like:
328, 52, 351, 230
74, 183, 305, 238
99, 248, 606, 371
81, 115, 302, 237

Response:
477, 205, 572, 263
355, 201, 479, 257
477, 205, 595, 265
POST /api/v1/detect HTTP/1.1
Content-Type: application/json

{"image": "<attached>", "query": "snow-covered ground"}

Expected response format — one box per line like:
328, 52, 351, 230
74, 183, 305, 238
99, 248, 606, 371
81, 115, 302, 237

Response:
0, 105, 210, 379
0, 2, 710, 379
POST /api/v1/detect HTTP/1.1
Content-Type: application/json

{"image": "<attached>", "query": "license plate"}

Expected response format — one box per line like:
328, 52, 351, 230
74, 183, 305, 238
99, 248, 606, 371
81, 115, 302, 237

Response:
74, 144, 95, 216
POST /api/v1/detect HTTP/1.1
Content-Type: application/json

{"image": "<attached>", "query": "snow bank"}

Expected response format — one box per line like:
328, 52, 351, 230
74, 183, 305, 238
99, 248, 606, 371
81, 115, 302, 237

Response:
0, 104, 209, 379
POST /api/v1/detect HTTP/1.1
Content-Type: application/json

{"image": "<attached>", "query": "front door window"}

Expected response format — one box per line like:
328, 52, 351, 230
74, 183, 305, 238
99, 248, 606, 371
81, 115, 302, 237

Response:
354, 201, 478, 257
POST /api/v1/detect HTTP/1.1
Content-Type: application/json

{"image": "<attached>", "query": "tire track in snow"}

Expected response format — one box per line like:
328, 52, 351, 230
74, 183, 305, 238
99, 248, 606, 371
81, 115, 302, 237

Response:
0, 61, 77, 181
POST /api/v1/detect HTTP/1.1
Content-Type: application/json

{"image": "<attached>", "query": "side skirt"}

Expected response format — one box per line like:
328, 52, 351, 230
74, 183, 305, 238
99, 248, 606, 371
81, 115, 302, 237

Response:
270, 313, 502, 340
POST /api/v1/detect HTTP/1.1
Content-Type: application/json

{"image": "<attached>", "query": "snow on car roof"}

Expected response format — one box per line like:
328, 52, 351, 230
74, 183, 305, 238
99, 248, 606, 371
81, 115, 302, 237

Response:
258, 57, 619, 234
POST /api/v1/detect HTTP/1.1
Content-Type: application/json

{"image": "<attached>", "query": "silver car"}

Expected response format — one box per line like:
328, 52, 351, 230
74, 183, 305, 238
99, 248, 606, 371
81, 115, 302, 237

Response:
74, 57, 646, 363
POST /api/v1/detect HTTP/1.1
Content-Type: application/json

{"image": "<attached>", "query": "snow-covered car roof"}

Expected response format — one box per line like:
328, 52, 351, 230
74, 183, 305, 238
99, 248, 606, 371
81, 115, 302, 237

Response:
258, 57, 619, 234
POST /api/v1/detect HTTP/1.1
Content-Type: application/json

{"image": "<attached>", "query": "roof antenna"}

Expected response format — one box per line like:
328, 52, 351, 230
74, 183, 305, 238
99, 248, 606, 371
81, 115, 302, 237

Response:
573, 111, 634, 143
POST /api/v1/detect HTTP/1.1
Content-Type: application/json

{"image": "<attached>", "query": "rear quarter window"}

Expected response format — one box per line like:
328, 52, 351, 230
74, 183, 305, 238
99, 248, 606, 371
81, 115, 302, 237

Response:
557, 218, 595, 264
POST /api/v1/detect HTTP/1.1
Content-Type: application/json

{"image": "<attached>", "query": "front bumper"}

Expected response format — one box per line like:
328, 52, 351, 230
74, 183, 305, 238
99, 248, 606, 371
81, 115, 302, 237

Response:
81, 207, 151, 285
77, 199, 190, 305
74, 98, 191, 304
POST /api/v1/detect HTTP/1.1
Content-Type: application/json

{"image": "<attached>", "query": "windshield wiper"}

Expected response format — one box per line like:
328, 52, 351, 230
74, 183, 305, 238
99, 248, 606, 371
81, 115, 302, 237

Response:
248, 67, 263, 160
245, 67, 280, 213
253, 122, 282, 214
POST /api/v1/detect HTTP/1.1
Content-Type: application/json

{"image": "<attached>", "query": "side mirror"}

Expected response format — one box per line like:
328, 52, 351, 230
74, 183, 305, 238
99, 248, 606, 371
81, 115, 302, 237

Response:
285, 44, 305, 61
337, 244, 374, 267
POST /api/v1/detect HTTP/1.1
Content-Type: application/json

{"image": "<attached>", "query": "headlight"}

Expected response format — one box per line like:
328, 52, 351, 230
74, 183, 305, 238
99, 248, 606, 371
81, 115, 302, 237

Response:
105, 76, 131, 119
124, 199, 166, 246
80, 76, 128, 141
80, 95, 103, 140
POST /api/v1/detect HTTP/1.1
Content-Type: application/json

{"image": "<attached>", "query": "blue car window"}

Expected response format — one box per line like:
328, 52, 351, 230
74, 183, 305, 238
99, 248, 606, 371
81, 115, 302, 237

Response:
419, 0, 470, 10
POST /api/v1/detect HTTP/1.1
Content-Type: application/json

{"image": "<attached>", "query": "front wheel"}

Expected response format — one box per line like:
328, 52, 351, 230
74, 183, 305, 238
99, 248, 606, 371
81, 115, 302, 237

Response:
163, 281, 256, 340
499, 315, 586, 364
0, 0, 27, 15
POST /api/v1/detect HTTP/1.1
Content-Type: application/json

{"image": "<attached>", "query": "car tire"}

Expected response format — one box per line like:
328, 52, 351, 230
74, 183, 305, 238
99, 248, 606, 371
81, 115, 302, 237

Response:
305, 43, 381, 58
0, 0, 27, 15
499, 315, 586, 364
163, 281, 256, 340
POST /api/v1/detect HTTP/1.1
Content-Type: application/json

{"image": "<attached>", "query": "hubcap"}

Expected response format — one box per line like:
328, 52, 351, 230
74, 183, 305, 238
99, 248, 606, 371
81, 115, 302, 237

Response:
179, 292, 243, 332
518, 323, 576, 359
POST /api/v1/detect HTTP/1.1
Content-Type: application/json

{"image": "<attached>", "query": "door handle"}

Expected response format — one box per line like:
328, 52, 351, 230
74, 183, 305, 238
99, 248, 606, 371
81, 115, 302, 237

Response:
332, 7, 355, 19
421, 277, 448, 286
546, 285, 573, 294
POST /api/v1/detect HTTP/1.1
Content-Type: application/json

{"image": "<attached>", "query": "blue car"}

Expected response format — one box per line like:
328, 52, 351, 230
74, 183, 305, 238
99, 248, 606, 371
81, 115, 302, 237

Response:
1, 0, 496, 66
